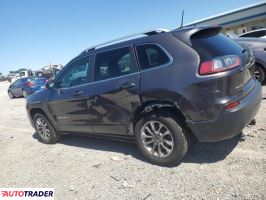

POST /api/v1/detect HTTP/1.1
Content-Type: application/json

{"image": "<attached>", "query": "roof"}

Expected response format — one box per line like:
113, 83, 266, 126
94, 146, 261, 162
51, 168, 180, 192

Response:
185, 1, 266, 26
80, 28, 170, 55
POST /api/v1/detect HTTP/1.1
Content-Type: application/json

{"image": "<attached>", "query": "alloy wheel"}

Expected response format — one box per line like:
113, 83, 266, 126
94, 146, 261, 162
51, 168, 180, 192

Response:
254, 66, 265, 83
140, 121, 174, 158
36, 117, 51, 140
255, 68, 261, 80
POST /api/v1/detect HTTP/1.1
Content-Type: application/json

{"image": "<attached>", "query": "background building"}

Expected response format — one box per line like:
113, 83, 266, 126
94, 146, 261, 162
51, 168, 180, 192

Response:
185, 1, 266, 35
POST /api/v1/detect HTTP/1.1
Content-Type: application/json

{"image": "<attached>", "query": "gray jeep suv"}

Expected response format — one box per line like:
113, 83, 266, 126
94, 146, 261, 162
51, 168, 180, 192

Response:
26, 26, 262, 166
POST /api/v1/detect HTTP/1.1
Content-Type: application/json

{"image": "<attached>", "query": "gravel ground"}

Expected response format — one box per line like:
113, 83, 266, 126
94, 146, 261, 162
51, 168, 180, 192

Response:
0, 81, 265, 200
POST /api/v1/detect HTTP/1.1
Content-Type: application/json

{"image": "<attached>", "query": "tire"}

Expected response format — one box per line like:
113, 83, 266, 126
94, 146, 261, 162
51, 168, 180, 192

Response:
37, 72, 43, 77
22, 89, 28, 98
8, 91, 13, 99
134, 111, 188, 166
33, 113, 61, 144
255, 65, 265, 83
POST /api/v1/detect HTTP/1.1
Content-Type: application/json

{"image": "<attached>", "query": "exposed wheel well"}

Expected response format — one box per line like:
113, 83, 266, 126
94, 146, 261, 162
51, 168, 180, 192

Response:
133, 104, 198, 142
256, 61, 266, 72
29, 108, 47, 122
255, 61, 265, 68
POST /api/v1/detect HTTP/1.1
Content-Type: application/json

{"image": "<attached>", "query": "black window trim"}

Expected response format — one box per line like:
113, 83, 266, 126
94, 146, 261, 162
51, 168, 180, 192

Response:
134, 43, 173, 72
93, 45, 139, 82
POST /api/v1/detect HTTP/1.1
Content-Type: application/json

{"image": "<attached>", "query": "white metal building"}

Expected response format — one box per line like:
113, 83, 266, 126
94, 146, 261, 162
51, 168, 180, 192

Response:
185, 2, 266, 35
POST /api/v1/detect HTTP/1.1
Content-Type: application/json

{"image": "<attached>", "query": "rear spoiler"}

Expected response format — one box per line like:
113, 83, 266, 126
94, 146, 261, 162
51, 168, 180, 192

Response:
172, 26, 223, 46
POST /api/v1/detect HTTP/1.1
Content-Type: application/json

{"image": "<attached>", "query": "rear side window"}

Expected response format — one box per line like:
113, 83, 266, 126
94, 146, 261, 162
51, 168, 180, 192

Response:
136, 44, 170, 70
191, 33, 243, 61
94, 47, 136, 81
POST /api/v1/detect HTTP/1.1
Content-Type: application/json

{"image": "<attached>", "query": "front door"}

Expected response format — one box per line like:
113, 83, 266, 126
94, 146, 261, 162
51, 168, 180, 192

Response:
46, 56, 94, 133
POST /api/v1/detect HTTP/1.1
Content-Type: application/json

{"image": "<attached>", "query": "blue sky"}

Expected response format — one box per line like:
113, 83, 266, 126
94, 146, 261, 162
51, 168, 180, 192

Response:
0, 0, 260, 74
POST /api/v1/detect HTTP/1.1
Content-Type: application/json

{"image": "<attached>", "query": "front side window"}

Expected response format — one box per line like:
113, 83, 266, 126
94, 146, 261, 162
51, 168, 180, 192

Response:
94, 47, 136, 81
136, 44, 170, 70
56, 57, 91, 88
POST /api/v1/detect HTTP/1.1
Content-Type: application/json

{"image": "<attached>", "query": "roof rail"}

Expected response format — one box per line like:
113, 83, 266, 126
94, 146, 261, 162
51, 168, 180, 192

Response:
80, 28, 170, 55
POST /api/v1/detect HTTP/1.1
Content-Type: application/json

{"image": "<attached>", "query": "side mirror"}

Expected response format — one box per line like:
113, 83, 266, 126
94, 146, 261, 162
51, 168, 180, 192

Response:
44, 82, 50, 90
45, 81, 54, 90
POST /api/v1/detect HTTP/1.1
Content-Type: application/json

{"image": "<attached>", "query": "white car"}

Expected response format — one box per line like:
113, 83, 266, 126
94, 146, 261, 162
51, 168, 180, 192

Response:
11, 70, 33, 83
239, 29, 266, 39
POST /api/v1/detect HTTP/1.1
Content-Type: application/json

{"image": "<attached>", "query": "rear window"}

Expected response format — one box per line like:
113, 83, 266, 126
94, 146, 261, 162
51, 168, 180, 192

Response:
136, 44, 170, 70
191, 33, 243, 61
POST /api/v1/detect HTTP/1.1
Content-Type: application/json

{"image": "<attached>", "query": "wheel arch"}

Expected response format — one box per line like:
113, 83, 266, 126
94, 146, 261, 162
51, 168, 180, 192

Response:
131, 101, 197, 140
29, 107, 57, 131
29, 108, 48, 121
133, 101, 185, 124
255, 61, 266, 71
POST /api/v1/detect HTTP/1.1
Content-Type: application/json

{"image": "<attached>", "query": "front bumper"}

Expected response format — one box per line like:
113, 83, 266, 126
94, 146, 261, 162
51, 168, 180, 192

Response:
187, 81, 262, 142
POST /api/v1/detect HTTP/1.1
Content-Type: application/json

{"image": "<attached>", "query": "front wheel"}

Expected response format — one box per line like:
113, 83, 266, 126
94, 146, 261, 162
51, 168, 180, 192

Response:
135, 111, 188, 166
8, 91, 13, 99
34, 113, 61, 144
37, 72, 43, 77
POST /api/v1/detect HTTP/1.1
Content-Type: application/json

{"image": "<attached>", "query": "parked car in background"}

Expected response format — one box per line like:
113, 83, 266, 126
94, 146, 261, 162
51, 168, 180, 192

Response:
26, 26, 261, 166
35, 64, 63, 78
11, 69, 33, 83
8, 77, 48, 98
239, 28, 266, 39
226, 33, 266, 83
0, 75, 7, 82
7, 72, 17, 82
48, 67, 61, 82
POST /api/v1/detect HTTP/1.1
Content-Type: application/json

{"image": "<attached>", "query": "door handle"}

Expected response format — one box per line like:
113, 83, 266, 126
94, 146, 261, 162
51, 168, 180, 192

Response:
119, 82, 136, 89
73, 91, 84, 96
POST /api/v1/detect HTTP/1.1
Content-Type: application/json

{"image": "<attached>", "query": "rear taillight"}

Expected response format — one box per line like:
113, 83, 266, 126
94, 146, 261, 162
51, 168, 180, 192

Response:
199, 55, 241, 75
225, 101, 239, 110
26, 81, 36, 87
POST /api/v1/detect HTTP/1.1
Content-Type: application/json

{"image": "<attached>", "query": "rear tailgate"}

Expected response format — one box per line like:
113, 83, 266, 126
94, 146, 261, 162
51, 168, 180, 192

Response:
173, 27, 256, 96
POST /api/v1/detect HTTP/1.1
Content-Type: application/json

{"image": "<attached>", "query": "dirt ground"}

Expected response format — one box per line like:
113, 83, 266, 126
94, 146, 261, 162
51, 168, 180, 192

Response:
0, 81, 265, 200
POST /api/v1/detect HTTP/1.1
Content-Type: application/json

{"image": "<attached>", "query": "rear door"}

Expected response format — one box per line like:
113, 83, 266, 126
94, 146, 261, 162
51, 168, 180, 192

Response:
87, 46, 141, 135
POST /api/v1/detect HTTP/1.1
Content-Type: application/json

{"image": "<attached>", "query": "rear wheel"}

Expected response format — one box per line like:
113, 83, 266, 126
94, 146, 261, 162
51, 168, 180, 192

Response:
34, 113, 61, 144
255, 65, 265, 83
22, 90, 28, 98
135, 111, 188, 166
37, 72, 43, 77
8, 91, 13, 99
